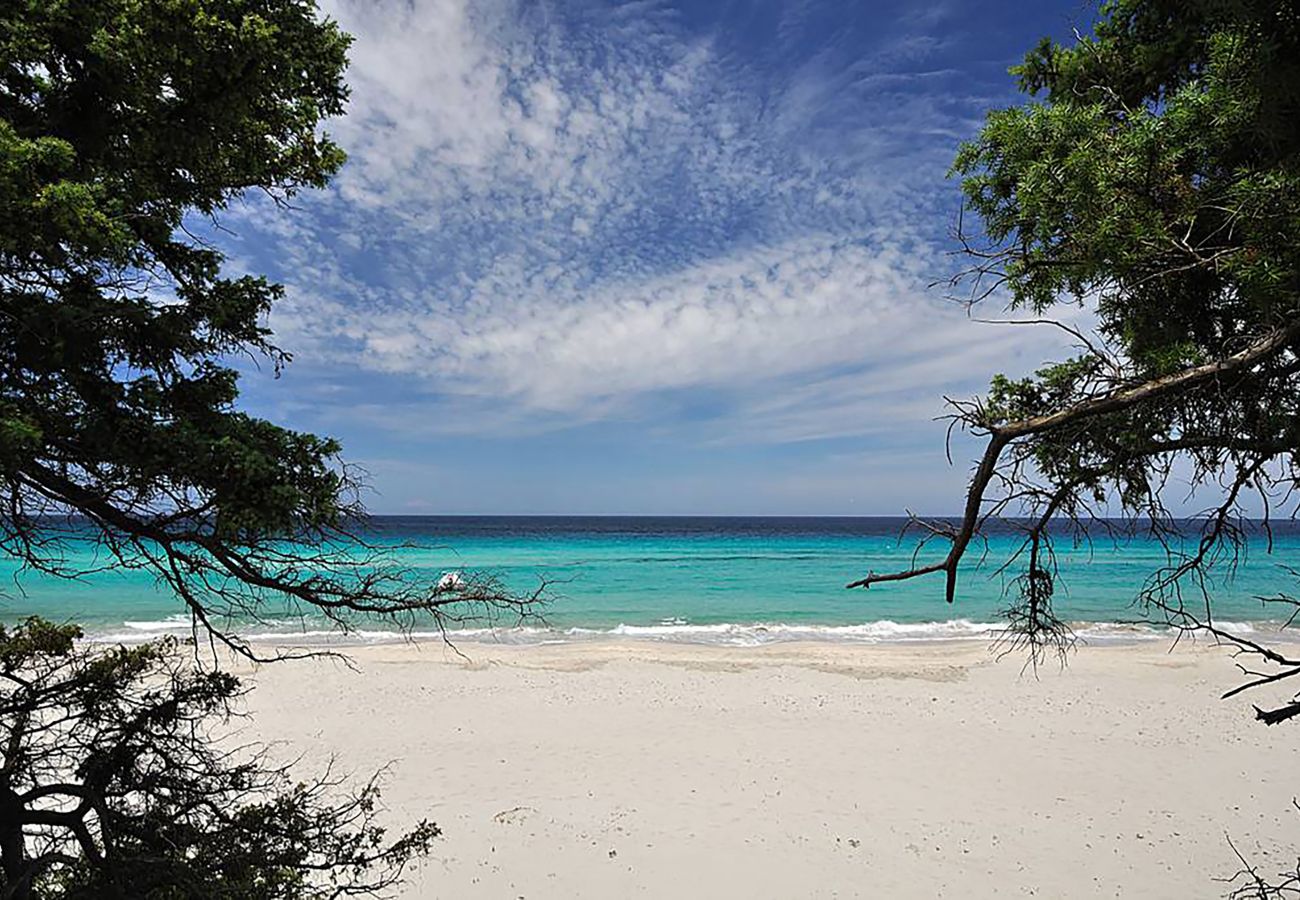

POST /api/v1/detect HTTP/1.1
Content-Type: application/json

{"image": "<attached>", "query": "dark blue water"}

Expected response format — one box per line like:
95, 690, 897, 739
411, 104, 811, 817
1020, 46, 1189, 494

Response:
1, 516, 1293, 644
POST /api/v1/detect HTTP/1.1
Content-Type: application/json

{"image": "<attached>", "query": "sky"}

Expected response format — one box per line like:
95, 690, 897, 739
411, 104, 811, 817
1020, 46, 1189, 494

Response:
223, 0, 1102, 516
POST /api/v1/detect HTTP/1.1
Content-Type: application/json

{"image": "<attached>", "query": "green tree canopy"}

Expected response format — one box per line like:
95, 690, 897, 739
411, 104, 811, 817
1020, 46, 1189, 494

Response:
0, 0, 539, 657
853, 0, 1300, 719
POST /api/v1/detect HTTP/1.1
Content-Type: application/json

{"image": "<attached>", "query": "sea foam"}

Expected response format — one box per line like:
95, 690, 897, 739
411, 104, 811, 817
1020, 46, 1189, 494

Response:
90, 616, 1288, 648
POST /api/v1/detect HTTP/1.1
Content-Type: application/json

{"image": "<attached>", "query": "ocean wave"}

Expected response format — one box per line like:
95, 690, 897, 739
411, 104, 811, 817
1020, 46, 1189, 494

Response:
568, 619, 1007, 645
89, 615, 1292, 648
119, 614, 193, 631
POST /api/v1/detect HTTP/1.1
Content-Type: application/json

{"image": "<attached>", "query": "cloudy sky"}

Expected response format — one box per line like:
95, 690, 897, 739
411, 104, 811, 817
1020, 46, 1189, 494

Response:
225, 0, 1096, 515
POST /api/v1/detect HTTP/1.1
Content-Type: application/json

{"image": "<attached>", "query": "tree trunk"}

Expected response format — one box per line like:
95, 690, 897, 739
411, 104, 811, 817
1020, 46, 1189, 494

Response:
0, 782, 30, 900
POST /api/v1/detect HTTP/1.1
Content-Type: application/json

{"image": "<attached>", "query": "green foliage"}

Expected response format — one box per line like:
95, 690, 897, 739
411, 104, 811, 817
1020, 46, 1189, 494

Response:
860, 2, 1300, 688
931, 2, 1300, 857
952, 0, 1300, 496
0, 618, 436, 898
956, 0, 1300, 351
0, 0, 353, 544
0, 1, 547, 893
0, 0, 544, 652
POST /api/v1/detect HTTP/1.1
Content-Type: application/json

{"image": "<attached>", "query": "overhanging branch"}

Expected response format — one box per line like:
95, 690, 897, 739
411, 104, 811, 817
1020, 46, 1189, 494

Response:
848, 320, 1300, 600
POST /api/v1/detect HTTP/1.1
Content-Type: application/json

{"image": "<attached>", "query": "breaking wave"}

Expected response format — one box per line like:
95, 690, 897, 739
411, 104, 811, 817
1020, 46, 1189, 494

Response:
87, 615, 1284, 648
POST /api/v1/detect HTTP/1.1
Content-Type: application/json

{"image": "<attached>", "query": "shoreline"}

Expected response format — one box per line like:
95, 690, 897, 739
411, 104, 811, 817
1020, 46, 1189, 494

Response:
233, 639, 1300, 898
83, 615, 1300, 651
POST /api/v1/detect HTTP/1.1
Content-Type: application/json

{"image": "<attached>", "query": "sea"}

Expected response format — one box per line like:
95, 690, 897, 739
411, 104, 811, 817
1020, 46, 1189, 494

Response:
1, 516, 1295, 647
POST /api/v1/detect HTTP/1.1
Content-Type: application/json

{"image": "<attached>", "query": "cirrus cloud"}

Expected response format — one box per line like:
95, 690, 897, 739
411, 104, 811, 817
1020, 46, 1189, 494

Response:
217, 0, 1089, 516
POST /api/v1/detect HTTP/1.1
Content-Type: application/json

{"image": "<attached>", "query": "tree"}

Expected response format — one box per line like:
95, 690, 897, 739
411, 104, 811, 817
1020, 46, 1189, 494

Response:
0, 0, 541, 660
0, 0, 543, 892
848, 4, 1300, 887
1, 617, 435, 899
850, 1, 1300, 713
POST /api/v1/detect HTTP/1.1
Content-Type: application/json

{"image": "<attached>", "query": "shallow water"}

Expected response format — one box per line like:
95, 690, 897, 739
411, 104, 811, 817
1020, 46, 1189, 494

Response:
1, 516, 1293, 645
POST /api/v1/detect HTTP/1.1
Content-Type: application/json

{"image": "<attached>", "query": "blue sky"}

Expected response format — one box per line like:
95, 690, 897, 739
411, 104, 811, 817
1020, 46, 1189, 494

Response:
225, 0, 1098, 515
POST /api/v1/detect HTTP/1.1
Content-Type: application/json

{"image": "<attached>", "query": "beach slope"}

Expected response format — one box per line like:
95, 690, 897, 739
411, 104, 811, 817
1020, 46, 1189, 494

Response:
239, 640, 1300, 898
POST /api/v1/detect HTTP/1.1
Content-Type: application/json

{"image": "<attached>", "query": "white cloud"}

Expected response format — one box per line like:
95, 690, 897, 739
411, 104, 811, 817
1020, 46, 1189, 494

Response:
229, 0, 1064, 444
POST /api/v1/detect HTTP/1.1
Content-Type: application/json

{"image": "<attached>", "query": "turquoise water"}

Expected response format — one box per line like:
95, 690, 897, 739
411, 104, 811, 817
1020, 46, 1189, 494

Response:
1, 516, 1294, 644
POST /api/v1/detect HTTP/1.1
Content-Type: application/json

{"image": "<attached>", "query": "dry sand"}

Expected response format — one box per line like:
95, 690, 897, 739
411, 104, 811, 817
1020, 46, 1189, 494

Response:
234, 639, 1300, 898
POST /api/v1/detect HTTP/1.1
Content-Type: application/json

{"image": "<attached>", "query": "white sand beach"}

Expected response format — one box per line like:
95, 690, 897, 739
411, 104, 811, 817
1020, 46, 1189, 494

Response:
236, 639, 1300, 898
